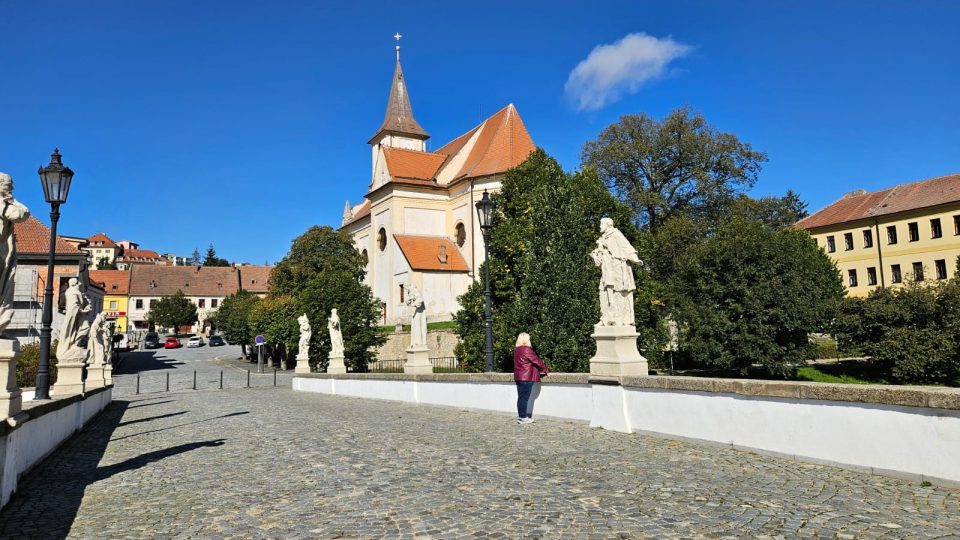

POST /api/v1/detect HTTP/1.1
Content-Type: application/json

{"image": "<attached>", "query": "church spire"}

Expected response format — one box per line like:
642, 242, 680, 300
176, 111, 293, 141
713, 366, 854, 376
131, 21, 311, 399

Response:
369, 34, 429, 144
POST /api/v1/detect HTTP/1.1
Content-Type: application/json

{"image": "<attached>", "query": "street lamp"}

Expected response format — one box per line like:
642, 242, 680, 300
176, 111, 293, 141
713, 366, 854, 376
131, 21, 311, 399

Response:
35, 149, 74, 399
475, 190, 496, 372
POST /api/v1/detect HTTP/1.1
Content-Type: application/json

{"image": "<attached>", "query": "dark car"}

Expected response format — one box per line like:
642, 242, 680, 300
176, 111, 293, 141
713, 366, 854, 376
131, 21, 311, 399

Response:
163, 336, 181, 349
208, 335, 225, 347
144, 332, 161, 349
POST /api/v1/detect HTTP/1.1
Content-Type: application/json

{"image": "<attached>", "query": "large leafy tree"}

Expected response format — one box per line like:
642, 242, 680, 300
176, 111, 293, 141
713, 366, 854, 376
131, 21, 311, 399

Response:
581, 106, 767, 234
247, 295, 298, 365
147, 291, 198, 335
215, 289, 260, 359
672, 220, 844, 376
271, 226, 384, 371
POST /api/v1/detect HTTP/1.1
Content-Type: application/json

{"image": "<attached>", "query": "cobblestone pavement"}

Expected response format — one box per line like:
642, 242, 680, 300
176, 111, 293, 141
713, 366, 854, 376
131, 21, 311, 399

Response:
2, 386, 959, 540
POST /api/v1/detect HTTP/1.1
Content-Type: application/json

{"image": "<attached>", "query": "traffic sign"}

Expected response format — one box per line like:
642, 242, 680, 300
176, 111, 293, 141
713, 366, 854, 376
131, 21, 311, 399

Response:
255, 335, 265, 345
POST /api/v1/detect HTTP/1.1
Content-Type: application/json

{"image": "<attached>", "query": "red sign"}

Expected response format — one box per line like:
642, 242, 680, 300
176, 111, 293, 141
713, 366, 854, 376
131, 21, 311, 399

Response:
105, 311, 126, 318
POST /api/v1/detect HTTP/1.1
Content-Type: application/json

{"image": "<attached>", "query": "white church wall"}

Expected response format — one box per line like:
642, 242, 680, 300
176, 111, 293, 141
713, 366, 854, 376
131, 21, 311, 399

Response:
422, 272, 468, 321
452, 203, 473, 272
436, 129, 482, 185
403, 208, 445, 236
355, 232, 371, 285
372, 208, 392, 319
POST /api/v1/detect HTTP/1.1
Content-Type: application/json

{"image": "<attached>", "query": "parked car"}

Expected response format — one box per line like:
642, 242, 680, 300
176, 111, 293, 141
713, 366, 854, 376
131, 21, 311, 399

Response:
208, 335, 225, 347
187, 336, 204, 348
144, 332, 161, 349
164, 336, 181, 349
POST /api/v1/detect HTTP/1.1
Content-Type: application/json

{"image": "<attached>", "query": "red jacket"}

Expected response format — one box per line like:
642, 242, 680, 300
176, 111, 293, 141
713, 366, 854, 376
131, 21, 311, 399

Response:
513, 345, 549, 382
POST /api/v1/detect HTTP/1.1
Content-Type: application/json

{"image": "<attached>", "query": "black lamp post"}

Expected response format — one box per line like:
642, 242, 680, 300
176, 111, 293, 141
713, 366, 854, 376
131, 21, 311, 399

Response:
35, 149, 73, 400
475, 190, 496, 372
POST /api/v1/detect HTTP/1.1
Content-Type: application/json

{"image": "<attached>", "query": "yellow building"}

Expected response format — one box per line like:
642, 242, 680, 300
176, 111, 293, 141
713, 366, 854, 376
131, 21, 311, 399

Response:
89, 269, 131, 332
798, 173, 960, 296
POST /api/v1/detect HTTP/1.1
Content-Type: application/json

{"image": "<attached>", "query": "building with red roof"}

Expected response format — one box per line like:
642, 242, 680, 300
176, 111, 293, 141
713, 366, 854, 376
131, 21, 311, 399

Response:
798, 173, 960, 296
341, 45, 536, 323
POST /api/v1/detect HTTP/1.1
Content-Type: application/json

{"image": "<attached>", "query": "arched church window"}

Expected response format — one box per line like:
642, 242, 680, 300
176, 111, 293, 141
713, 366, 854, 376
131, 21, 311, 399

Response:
378, 228, 387, 252
361, 249, 369, 266
455, 222, 466, 248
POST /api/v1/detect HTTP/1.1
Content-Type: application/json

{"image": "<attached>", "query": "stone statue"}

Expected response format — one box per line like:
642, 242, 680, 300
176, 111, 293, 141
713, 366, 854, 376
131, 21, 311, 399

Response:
406, 283, 427, 348
0, 173, 30, 335
87, 312, 108, 366
327, 308, 344, 357
57, 277, 92, 359
590, 218, 643, 327
297, 313, 311, 357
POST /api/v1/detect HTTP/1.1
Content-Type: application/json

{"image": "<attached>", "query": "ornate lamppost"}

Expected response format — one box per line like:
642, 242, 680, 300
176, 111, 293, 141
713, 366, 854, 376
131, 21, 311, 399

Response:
475, 190, 496, 372
35, 149, 74, 399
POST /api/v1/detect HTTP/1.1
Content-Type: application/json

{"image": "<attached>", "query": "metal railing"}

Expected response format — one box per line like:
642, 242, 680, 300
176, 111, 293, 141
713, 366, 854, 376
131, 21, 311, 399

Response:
342, 357, 466, 374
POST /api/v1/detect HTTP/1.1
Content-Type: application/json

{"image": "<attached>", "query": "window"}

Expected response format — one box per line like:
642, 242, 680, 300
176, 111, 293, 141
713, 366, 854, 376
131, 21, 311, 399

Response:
843, 232, 853, 251
954, 215, 960, 235
908, 222, 919, 242
361, 249, 369, 266
931, 218, 942, 239
913, 262, 924, 281
111, 284, 118, 291
847, 269, 858, 287
826, 235, 836, 253
109, 300, 118, 309
887, 225, 898, 244
136, 299, 143, 309
812, 237, 818, 247
867, 267, 877, 286
149, 299, 158, 308
198, 299, 205, 308
936, 259, 947, 280
862, 229, 873, 248
455, 222, 466, 248
399, 284, 405, 303
211, 299, 218, 308
378, 228, 387, 251
891, 264, 902, 284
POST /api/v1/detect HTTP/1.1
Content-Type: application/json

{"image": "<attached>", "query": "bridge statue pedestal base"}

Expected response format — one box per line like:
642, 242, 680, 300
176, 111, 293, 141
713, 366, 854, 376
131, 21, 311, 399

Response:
327, 353, 346, 374
86, 365, 105, 390
588, 324, 649, 383
0, 339, 23, 420
294, 353, 311, 374
53, 361, 86, 396
404, 346, 432, 374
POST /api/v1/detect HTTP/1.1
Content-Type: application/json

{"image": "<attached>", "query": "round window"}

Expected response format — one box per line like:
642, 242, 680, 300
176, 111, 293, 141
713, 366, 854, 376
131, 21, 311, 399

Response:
378, 228, 387, 252
455, 222, 466, 248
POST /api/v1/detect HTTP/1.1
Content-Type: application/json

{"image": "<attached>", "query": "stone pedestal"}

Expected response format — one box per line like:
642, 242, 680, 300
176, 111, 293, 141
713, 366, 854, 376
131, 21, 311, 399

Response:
588, 324, 649, 383
294, 353, 311, 374
327, 353, 346, 374
104, 364, 113, 386
0, 339, 22, 420
53, 362, 86, 396
404, 346, 433, 374
86, 364, 105, 390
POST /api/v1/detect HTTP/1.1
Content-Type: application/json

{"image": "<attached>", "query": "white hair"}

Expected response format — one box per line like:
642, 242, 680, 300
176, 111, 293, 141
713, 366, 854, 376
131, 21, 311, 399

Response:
515, 332, 532, 348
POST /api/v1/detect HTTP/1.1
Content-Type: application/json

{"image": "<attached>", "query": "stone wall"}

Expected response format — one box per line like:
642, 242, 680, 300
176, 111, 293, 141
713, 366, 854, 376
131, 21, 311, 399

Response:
375, 329, 459, 360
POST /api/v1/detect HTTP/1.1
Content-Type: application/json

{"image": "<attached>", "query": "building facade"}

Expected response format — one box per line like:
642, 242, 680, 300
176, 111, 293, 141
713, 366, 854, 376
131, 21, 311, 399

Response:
799, 173, 960, 296
89, 270, 131, 332
127, 265, 240, 333
340, 49, 535, 324
82, 233, 121, 269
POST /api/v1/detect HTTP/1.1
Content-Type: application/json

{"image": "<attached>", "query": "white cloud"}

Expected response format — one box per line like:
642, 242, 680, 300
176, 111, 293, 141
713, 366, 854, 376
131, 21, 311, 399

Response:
565, 33, 692, 112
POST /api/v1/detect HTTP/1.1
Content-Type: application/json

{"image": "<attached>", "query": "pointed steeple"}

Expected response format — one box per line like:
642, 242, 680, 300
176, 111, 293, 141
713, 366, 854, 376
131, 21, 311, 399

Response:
342, 200, 353, 225
369, 52, 429, 144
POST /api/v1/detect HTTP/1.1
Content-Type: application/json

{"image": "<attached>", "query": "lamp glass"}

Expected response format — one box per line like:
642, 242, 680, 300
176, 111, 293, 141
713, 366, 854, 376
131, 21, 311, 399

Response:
475, 191, 495, 230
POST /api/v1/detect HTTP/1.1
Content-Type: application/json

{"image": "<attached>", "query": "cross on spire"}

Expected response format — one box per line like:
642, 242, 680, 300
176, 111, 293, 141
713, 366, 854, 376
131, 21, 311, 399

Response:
394, 32, 402, 61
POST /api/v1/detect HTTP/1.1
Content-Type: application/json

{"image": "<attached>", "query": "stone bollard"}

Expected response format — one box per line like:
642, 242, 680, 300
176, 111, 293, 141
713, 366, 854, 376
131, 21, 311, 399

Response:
403, 345, 432, 374
0, 339, 23, 421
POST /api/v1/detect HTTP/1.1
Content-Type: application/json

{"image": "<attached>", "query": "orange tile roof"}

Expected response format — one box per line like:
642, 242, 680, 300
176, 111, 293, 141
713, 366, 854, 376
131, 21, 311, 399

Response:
394, 234, 469, 272
382, 147, 446, 180
86, 232, 118, 248
89, 270, 130, 294
117, 249, 167, 263
436, 104, 536, 181
239, 265, 273, 293
14, 216, 85, 255
798, 173, 960, 230
129, 265, 240, 296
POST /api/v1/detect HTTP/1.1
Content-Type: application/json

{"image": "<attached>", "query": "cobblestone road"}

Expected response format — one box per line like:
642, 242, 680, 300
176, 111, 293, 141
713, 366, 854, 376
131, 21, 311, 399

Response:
2, 383, 959, 539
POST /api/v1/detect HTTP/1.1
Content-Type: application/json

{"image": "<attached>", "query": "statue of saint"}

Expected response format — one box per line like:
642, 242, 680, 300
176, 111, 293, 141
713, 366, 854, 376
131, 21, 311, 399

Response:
297, 313, 311, 357
57, 277, 92, 358
590, 218, 643, 326
87, 312, 108, 366
406, 283, 427, 347
327, 308, 344, 356
0, 173, 30, 335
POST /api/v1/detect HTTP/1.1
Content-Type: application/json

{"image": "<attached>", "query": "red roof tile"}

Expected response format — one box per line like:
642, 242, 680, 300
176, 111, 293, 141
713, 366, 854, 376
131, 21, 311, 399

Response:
394, 234, 469, 272
436, 104, 536, 181
382, 147, 446, 180
239, 265, 273, 293
86, 232, 118, 248
798, 173, 960, 230
89, 270, 130, 295
14, 216, 85, 255
129, 265, 239, 296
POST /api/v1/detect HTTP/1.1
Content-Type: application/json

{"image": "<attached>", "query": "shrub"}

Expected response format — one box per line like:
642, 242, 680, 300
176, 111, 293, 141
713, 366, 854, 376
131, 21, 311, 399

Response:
16, 342, 58, 388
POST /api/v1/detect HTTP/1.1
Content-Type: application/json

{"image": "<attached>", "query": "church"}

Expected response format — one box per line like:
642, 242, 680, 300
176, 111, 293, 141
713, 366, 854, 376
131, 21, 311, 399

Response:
340, 43, 536, 325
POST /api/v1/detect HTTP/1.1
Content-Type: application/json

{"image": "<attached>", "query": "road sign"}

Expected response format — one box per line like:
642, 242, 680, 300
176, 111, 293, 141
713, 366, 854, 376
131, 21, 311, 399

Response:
255, 335, 265, 345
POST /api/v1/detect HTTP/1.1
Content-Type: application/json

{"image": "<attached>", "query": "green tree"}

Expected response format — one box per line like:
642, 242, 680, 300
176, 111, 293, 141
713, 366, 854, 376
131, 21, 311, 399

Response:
216, 289, 260, 359
271, 226, 384, 371
581, 106, 767, 234
247, 295, 299, 365
728, 190, 809, 230
672, 220, 844, 376
203, 244, 231, 267
147, 290, 198, 335
96, 256, 118, 270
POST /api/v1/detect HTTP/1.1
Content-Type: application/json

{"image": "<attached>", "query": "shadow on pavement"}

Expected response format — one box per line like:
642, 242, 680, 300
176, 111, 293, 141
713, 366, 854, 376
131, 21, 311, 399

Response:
126, 399, 175, 409
94, 439, 225, 481
109, 411, 250, 442
114, 351, 185, 375
116, 410, 187, 427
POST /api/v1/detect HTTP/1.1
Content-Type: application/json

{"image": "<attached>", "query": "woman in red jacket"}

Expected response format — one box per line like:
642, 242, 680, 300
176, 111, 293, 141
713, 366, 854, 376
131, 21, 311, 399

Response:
513, 332, 549, 424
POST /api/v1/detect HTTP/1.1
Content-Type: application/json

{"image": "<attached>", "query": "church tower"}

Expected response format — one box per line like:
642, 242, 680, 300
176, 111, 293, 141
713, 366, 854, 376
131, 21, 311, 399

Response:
369, 35, 429, 189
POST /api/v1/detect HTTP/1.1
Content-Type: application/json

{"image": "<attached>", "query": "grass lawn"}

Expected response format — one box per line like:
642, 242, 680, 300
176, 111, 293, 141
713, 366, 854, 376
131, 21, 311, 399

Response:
793, 365, 887, 385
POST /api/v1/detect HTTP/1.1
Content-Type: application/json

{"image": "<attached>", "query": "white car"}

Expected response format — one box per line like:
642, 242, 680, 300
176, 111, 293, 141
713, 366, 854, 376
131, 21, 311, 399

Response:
186, 336, 205, 348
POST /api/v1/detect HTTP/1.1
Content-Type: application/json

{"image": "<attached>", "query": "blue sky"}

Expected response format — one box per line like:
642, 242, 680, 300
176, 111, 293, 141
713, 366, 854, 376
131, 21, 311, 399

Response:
1, 1, 958, 264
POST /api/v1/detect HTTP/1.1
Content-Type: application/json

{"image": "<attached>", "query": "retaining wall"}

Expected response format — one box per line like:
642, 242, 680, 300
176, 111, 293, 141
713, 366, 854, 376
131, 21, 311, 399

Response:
293, 373, 960, 486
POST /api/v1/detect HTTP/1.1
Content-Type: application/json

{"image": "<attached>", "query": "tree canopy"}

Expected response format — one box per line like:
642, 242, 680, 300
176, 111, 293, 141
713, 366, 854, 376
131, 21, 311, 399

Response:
215, 289, 260, 357
147, 291, 198, 334
203, 244, 231, 267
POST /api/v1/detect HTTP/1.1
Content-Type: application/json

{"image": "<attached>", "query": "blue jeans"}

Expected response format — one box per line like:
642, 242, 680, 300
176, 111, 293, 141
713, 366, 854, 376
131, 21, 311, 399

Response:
516, 381, 535, 418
